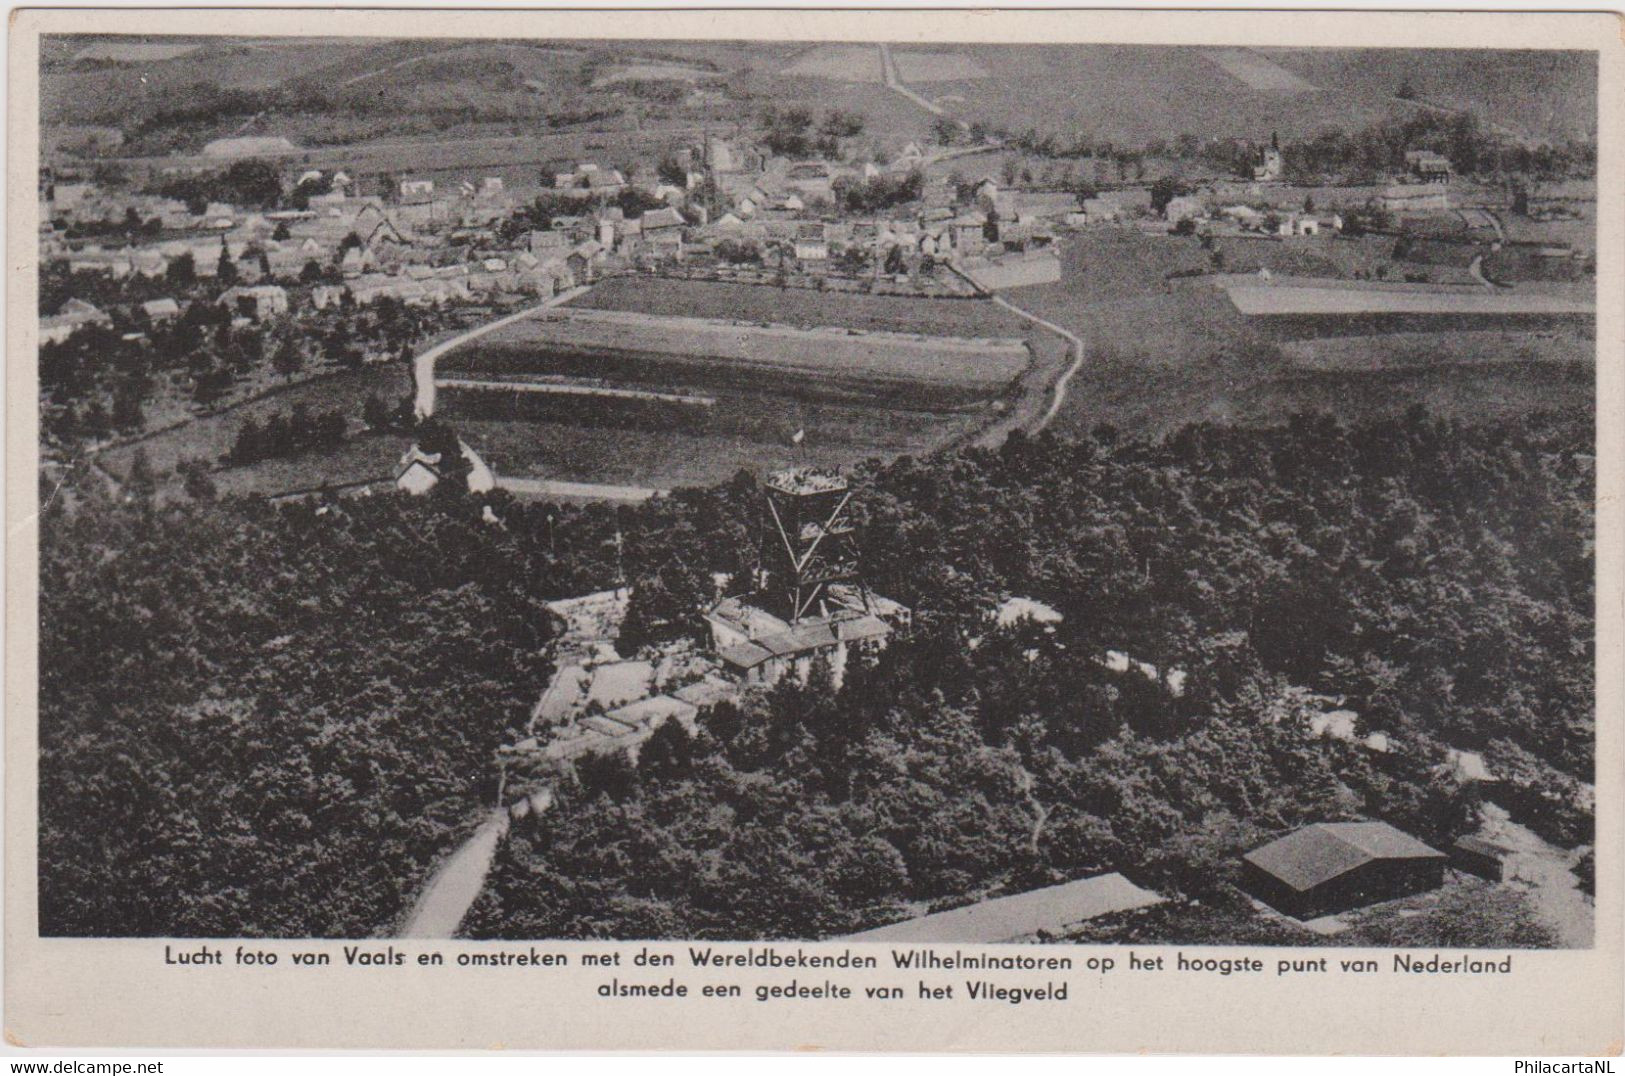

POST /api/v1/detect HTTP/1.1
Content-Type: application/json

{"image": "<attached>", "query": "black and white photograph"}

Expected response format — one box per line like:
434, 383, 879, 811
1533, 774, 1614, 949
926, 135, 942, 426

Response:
30, 25, 1600, 958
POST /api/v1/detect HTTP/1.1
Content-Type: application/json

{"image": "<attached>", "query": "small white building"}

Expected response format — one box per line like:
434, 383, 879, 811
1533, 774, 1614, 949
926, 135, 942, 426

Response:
141, 298, 181, 321
219, 285, 289, 320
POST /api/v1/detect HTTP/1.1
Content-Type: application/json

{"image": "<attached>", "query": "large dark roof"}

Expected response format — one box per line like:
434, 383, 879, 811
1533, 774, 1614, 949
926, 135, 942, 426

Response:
716, 613, 891, 671
1243, 822, 1445, 893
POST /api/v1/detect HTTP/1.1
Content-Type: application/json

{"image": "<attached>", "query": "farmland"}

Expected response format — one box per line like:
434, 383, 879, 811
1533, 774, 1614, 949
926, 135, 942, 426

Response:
45, 36, 734, 176
877, 44, 1596, 145
568, 276, 1032, 337
43, 37, 1597, 178
1000, 229, 1594, 436
1282, 329, 1591, 372
1224, 283, 1593, 318
784, 44, 884, 83
424, 277, 1067, 489
446, 308, 1027, 405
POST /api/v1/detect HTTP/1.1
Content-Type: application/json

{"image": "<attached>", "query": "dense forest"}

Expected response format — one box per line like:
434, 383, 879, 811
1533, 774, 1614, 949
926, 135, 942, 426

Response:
40, 407, 1592, 939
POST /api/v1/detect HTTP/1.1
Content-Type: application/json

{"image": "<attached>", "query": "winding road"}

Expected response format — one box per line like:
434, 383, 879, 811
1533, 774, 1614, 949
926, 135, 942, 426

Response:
414, 286, 590, 419
989, 294, 1086, 433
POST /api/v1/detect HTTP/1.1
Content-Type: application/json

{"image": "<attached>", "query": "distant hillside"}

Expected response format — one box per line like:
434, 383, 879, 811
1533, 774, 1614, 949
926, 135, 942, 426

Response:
892, 44, 1596, 146
40, 37, 1595, 156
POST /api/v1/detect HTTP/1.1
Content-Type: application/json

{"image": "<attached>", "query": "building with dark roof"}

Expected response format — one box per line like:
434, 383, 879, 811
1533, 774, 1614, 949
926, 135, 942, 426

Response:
1450, 836, 1512, 882
1240, 821, 1447, 919
843, 873, 1163, 943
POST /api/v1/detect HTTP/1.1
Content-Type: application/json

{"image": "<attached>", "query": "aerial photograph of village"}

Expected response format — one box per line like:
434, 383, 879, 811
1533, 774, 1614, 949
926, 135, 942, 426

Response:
35, 35, 1596, 947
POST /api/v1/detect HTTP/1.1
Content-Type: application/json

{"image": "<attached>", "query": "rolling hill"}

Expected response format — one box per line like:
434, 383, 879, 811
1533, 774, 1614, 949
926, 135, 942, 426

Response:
40, 36, 1594, 162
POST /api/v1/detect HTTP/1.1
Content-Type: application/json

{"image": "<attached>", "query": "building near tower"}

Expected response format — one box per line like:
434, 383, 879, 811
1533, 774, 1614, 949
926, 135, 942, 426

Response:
706, 467, 910, 686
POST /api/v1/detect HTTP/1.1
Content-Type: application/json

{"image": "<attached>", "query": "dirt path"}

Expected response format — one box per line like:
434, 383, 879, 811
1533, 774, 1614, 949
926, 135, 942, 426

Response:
340, 44, 479, 87
399, 808, 510, 939
878, 43, 949, 119
495, 475, 664, 503
989, 294, 1085, 432
1477, 803, 1593, 948
414, 286, 590, 419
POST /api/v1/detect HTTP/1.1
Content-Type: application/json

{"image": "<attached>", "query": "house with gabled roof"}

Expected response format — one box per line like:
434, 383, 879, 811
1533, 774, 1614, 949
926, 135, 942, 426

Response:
1241, 821, 1447, 919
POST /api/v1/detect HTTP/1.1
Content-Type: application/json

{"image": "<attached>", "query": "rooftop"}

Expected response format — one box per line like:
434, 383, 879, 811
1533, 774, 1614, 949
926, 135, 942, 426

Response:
717, 613, 892, 671
1243, 822, 1445, 893
765, 467, 847, 495
996, 596, 1063, 628
843, 873, 1163, 943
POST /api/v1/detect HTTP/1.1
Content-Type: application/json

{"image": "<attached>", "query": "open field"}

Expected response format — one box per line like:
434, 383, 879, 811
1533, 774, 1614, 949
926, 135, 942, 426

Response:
1203, 48, 1317, 92
885, 44, 1595, 144
447, 308, 1028, 402
1225, 284, 1594, 317
891, 49, 992, 83
212, 435, 405, 500
45, 39, 1596, 167
570, 276, 1033, 337
46, 37, 731, 170
592, 62, 718, 85
454, 397, 987, 491
439, 377, 716, 407
73, 41, 204, 63
1001, 229, 1594, 436
430, 275, 1066, 489
1282, 329, 1592, 371
97, 362, 412, 500
1267, 47, 1599, 142
784, 44, 884, 82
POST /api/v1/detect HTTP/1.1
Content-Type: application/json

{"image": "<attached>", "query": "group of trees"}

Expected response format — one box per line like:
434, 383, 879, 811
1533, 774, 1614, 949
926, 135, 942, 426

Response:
228, 404, 349, 465
1252, 112, 1596, 185
39, 405, 1593, 940
945, 110, 1594, 195
39, 263, 463, 448
52, 205, 166, 242
152, 159, 286, 214
759, 106, 866, 159
39, 485, 558, 936
832, 169, 924, 215
471, 408, 1592, 940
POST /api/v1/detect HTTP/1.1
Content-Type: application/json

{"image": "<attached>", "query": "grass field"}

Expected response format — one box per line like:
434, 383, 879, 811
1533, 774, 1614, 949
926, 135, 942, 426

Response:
432, 274, 1066, 487
454, 394, 987, 490
97, 362, 412, 500
570, 276, 1033, 337
446, 307, 1028, 407
1282, 329, 1592, 372
1002, 229, 1595, 437
784, 44, 884, 82
1225, 284, 1594, 317
888, 44, 1595, 144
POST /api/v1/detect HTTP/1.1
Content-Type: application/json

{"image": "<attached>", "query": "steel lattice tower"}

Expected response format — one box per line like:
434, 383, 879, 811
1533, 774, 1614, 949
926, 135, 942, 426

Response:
759, 468, 871, 624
